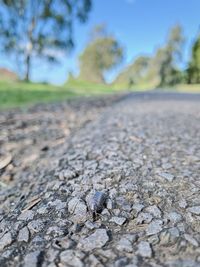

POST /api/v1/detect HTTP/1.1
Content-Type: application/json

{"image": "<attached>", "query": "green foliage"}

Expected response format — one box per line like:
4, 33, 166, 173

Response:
167, 24, 184, 61
187, 35, 200, 83
115, 56, 150, 87
0, 0, 92, 81
158, 25, 184, 86
78, 26, 124, 83
114, 24, 185, 88
146, 25, 184, 87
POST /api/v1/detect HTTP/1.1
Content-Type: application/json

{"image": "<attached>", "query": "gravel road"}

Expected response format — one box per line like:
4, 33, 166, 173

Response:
0, 92, 200, 267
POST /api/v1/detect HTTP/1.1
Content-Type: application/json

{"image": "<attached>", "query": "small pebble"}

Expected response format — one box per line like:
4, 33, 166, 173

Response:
184, 234, 198, 247
167, 212, 182, 224
137, 241, 152, 258
110, 216, 126, 225
187, 206, 200, 215
68, 197, 87, 223
146, 220, 163, 236
136, 212, 153, 224
18, 210, 34, 221
116, 237, 133, 253
0, 232, 12, 251
18, 227, 29, 242
159, 172, 174, 182
179, 199, 187, 209
78, 229, 109, 251
145, 205, 162, 218
23, 251, 41, 267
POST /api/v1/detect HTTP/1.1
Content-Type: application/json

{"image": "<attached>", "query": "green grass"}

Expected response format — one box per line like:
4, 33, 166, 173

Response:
112, 82, 155, 91
65, 79, 125, 95
0, 79, 126, 110
0, 81, 75, 109
1, 79, 200, 110
173, 84, 200, 93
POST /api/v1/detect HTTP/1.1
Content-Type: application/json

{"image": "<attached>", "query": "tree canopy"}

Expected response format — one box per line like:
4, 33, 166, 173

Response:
115, 56, 150, 87
78, 25, 124, 83
0, 0, 92, 81
158, 24, 184, 86
114, 24, 185, 87
187, 35, 200, 83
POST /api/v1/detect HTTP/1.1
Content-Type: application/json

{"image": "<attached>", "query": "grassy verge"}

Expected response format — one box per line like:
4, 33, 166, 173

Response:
0, 80, 124, 110
173, 84, 200, 93
1, 79, 200, 110
0, 81, 74, 109
65, 79, 125, 95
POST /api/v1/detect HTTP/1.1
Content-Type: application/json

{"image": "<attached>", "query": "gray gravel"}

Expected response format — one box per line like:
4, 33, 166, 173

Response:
0, 92, 200, 266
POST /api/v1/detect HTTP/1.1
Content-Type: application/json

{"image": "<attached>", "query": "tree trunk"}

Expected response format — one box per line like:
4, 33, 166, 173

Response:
24, 15, 35, 82
25, 53, 31, 82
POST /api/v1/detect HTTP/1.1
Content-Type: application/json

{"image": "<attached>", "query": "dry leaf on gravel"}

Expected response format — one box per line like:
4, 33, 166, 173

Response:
0, 154, 12, 170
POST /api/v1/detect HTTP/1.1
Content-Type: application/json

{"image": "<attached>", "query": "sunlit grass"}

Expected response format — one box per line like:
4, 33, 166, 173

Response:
112, 82, 155, 91
0, 80, 76, 109
65, 79, 127, 94
174, 84, 200, 93
1, 79, 200, 110
0, 79, 125, 109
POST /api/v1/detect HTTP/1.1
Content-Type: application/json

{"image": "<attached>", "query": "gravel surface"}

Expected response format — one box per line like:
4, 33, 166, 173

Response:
0, 92, 200, 267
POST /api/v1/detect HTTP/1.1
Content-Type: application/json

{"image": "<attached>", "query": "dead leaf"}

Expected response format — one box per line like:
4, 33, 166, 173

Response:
0, 154, 12, 170
22, 197, 41, 212
0, 181, 8, 188
129, 135, 142, 143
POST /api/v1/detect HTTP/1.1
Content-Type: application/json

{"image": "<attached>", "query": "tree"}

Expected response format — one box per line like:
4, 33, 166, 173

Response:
160, 25, 184, 86
114, 25, 184, 88
187, 35, 200, 83
0, 0, 92, 81
114, 56, 150, 87
79, 26, 123, 83
167, 24, 184, 61
148, 47, 176, 86
148, 24, 184, 86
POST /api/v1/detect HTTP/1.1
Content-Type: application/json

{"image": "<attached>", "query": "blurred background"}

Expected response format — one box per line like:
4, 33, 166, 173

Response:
0, 0, 200, 109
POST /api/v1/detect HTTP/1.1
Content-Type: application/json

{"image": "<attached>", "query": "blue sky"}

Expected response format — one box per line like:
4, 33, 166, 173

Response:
1, 0, 200, 84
